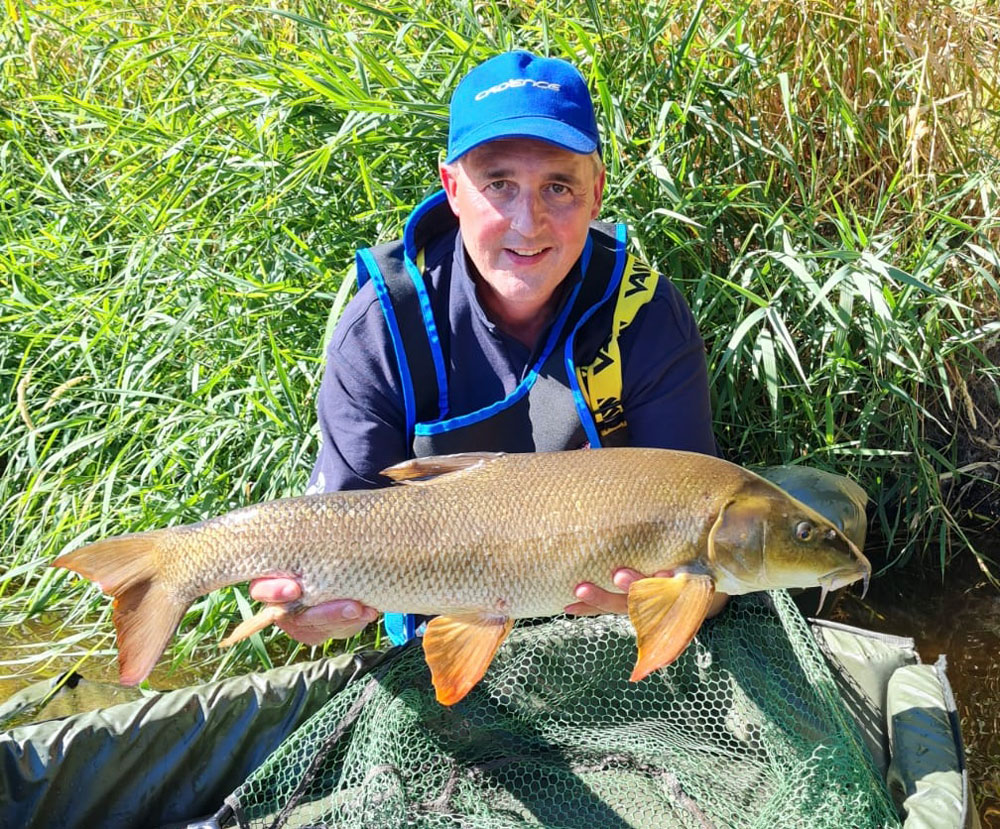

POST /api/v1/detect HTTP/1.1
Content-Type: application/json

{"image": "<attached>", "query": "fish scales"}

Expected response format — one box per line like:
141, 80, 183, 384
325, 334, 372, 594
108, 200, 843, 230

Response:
154, 450, 733, 618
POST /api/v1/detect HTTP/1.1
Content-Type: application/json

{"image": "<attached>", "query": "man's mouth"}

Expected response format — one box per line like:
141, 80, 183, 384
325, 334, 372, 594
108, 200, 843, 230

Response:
506, 246, 548, 259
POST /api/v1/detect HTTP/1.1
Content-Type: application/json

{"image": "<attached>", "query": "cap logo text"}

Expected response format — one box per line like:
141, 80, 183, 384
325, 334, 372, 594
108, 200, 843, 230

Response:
474, 78, 561, 101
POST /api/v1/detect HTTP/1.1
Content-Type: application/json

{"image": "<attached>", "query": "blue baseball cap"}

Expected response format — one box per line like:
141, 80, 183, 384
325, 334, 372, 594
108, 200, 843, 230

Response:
446, 51, 600, 163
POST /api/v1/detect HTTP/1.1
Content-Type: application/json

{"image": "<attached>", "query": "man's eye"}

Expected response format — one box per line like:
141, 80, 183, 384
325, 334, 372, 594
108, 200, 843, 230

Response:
486, 180, 509, 192
548, 183, 569, 195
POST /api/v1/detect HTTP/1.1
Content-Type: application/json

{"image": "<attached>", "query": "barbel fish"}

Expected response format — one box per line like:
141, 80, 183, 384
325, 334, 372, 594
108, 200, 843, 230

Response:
53, 448, 871, 705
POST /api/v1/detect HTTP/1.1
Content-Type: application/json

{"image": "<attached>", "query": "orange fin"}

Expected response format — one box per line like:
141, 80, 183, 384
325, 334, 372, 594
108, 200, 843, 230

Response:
380, 452, 504, 484
628, 573, 715, 682
53, 531, 188, 686
220, 604, 292, 647
421, 612, 513, 705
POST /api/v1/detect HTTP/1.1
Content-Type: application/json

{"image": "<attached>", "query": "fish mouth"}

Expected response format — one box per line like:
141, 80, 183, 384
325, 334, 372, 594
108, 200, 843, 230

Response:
815, 561, 871, 615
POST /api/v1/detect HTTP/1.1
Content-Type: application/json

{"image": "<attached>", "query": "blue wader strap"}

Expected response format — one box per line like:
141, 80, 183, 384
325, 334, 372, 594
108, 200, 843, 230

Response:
384, 612, 417, 646
371, 217, 629, 646
358, 195, 455, 646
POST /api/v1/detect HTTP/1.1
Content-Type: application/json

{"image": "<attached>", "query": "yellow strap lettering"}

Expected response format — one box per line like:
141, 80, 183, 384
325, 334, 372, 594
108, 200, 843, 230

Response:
576, 256, 659, 439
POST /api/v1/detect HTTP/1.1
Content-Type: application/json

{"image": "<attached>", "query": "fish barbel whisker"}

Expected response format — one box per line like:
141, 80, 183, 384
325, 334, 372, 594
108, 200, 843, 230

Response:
815, 582, 831, 616
815, 560, 871, 615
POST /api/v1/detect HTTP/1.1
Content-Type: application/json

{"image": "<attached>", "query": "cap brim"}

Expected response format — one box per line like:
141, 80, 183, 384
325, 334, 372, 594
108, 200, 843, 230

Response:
446, 116, 599, 163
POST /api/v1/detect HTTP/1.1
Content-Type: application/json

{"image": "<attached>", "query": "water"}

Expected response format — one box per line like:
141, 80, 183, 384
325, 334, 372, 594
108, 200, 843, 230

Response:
0, 613, 219, 713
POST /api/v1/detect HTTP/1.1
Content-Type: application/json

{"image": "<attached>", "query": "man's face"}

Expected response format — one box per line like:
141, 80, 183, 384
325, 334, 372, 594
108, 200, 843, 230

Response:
440, 138, 605, 326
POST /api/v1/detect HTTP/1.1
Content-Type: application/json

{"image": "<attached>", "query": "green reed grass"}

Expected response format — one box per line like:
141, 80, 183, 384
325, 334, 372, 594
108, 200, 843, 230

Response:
1, 0, 998, 685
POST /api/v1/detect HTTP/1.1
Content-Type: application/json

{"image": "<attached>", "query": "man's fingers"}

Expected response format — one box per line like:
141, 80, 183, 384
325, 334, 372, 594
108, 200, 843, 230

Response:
248, 580, 379, 644
563, 601, 606, 616
274, 600, 380, 645
567, 581, 628, 615
567, 568, 684, 617
249, 577, 302, 603
611, 568, 645, 592
611, 567, 676, 592
706, 592, 730, 619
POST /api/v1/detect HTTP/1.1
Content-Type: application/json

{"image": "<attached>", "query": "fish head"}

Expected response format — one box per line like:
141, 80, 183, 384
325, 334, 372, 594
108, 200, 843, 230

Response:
707, 478, 871, 597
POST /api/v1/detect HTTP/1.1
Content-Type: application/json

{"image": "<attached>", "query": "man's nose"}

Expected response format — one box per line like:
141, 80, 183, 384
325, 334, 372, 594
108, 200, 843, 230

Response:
508, 191, 545, 235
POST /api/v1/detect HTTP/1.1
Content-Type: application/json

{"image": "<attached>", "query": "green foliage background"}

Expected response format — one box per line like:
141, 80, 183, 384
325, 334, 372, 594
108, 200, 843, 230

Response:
1, 0, 998, 682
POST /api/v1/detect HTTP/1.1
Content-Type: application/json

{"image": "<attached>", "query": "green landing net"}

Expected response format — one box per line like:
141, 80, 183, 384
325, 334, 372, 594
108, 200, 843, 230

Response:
219, 590, 900, 829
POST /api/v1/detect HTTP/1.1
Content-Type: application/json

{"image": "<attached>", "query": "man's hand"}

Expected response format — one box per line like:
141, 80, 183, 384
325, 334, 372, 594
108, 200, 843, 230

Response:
565, 567, 730, 618
249, 578, 380, 645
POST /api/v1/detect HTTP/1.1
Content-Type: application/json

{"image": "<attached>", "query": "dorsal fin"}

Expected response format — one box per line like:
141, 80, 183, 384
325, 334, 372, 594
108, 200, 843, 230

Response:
380, 452, 505, 484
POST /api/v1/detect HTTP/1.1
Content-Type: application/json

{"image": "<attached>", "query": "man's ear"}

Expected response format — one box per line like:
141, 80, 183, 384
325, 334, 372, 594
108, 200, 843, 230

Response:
591, 163, 606, 219
439, 162, 460, 216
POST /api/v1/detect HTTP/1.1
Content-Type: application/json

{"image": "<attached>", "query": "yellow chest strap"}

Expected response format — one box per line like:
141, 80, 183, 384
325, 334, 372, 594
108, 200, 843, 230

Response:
575, 256, 660, 442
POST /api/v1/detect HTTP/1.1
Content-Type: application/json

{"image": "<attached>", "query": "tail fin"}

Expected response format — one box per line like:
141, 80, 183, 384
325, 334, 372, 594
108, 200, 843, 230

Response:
53, 531, 188, 686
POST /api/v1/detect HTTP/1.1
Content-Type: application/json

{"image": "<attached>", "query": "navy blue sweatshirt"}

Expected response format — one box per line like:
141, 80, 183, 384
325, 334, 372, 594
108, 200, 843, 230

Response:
308, 225, 715, 493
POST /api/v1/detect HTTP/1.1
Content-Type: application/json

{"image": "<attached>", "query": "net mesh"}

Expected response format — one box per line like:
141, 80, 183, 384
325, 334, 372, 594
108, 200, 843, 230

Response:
222, 591, 900, 829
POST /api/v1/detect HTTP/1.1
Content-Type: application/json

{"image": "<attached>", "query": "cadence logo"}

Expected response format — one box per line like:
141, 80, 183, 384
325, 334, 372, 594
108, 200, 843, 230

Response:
474, 78, 562, 101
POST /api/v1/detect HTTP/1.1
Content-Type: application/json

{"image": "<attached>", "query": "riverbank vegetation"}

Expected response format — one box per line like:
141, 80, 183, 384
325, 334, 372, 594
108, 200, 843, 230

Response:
1, 0, 998, 686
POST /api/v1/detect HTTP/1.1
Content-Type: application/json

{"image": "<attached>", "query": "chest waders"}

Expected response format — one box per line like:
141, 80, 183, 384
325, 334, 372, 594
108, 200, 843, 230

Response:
355, 191, 661, 644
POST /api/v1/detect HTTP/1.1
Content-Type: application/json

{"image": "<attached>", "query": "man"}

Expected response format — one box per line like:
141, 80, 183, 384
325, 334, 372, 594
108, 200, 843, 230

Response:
250, 50, 724, 645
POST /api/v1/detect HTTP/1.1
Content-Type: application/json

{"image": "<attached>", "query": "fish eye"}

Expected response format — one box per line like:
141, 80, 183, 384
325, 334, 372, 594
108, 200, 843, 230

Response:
794, 521, 815, 542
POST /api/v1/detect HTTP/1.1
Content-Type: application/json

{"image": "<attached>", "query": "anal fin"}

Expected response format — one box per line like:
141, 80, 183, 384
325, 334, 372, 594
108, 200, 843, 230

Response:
628, 573, 715, 682
220, 604, 293, 647
422, 612, 513, 705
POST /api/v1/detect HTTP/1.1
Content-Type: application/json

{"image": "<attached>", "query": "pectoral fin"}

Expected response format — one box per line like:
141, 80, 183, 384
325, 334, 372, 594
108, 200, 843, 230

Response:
422, 613, 514, 705
628, 573, 715, 682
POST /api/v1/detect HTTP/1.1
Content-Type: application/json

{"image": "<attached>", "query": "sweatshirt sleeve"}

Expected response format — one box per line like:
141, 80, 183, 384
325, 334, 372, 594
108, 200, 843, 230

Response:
307, 285, 410, 493
619, 277, 718, 456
